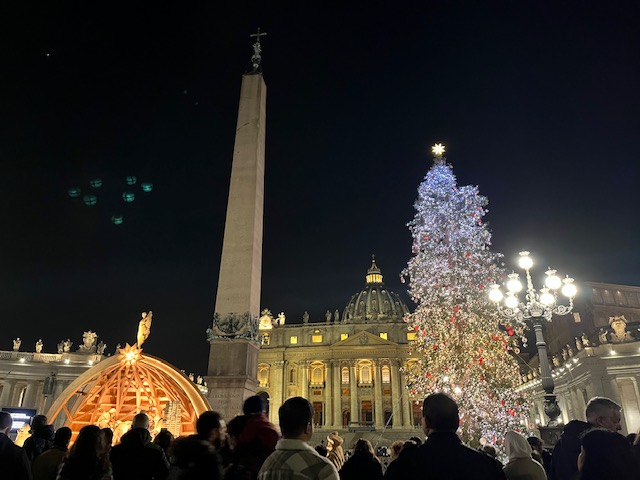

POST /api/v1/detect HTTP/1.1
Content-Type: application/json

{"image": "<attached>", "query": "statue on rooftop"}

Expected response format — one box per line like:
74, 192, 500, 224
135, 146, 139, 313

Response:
12, 338, 21, 351
581, 333, 591, 347
57, 341, 64, 354
303, 311, 309, 324
79, 331, 98, 353
96, 341, 106, 355
334, 310, 340, 322
609, 315, 634, 343
598, 328, 609, 345
325, 310, 332, 324
63, 339, 72, 353
35, 339, 43, 353
137, 311, 153, 347
278, 312, 286, 325
259, 309, 274, 330
575, 337, 583, 351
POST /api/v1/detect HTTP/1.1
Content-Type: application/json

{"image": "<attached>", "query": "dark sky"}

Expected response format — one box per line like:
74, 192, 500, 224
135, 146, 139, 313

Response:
2, 2, 639, 375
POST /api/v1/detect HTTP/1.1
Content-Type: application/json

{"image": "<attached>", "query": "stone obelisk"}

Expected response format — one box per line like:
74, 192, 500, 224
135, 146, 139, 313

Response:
206, 30, 267, 420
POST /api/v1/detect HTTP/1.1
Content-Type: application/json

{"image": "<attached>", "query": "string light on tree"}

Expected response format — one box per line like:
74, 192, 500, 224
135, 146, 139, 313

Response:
401, 143, 529, 447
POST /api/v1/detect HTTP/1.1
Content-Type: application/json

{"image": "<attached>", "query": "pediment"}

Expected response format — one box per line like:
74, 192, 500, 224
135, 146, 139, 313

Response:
333, 330, 396, 347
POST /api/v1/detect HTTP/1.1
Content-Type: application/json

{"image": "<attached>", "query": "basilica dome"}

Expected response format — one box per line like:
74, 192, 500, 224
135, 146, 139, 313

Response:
342, 258, 411, 324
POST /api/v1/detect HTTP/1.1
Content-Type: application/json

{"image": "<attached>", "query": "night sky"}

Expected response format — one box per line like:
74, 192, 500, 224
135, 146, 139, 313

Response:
2, 2, 639, 375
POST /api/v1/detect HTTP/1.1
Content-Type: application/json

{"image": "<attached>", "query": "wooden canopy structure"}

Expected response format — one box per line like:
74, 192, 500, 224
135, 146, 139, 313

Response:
46, 344, 210, 443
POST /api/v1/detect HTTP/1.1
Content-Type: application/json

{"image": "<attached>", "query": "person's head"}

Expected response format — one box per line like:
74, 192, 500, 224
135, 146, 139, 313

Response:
53, 426, 72, 448
30, 414, 48, 433
585, 397, 622, 432
243, 395, 265, 415
578, 428, 638, 480
132, 412, 150, 430
226, 415, 248, 449
504, 431, 532, 461
58, 425, 110, 478
390, 440, 404, 460
0, 411, 12, 434
527, 436, 543, 454
278, 396, 313, 440
196, 411, 226, 443
153, 429, 174, 453
421, 393, 459, 435
353, 438, 375, 456
101, 427, 113, 447
168, 437, 219, 480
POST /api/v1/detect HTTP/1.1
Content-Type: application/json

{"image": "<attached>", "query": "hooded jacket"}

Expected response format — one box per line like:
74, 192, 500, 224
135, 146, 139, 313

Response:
503, 431, 547, 480
551, 420, 592, 480
23, 424, 55, 462
110, 428, 169, 480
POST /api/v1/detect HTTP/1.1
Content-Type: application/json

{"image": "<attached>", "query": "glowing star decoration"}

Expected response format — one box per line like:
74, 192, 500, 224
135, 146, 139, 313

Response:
431, 143, 446, 157
119, 344, 142, 365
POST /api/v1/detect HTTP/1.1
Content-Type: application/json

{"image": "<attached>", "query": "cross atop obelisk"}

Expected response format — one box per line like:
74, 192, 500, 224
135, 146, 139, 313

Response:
249, 28, 267, 72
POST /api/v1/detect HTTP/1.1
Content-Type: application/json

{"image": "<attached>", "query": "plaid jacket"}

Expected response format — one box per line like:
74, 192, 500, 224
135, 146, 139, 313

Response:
258, 438, 340, 480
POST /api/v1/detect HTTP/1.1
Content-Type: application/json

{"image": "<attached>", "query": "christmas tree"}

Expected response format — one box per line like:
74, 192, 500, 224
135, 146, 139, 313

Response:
401, 144, 528, 447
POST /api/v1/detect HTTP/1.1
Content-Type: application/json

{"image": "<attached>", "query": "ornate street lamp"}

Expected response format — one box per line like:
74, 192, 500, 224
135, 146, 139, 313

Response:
489, 251, 577, 426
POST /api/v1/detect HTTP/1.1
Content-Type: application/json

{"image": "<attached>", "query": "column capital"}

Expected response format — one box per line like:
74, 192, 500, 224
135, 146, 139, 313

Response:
274, 360, 287, 368
349, 360, 359, 368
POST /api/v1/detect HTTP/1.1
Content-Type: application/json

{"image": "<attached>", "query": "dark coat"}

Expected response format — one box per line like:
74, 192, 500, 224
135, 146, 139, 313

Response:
0, 432, 32, 480
551, 420, 591, 480
23, 424, 55, 462
110, 428, 169, 480
339, 452, 383, 480
384, 432, 506, 480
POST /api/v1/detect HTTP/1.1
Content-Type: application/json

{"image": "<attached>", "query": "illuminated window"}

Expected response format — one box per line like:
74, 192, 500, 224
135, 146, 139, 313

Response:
379, 332, 388, 340
381, 365, 391, 383
341, 367, 349, 384
312, 366, 323, 384
407, 332, 417, 341
312, 335, 323, 343
340, 333, 349, 341
289, 369, 296, 384
361, 365, 372, 384
290, 336, 298, 345
258, 367, 269, 387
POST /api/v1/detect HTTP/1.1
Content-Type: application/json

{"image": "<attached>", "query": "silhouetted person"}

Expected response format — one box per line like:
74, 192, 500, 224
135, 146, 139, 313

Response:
552, 396, 621, 480
23, 415, 54, 462
32, 426, 71, 480
167, 436, 223, 480
0, 411, 31, 480
384, 393, 506, 480
527, 436, 551, 477
153, 429, 174, 458
56, 425, 111, 480
339, 438, 383, 480
238, 396, 279, 459
578, 428, 640, 480
258, 396, 339, 480
110, 412, 169, 480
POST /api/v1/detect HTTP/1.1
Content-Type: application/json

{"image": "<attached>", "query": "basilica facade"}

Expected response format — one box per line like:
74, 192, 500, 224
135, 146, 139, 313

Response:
255, 259, 421, 432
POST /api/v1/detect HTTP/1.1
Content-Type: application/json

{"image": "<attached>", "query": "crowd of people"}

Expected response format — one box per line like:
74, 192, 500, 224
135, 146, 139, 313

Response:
1, 393, 640, 480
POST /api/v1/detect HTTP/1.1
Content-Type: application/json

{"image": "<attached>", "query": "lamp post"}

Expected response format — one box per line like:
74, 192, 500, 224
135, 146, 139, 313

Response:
488, 251, 577, 426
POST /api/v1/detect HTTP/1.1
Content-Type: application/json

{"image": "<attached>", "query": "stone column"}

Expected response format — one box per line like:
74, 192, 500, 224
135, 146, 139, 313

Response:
23, 381, 37, 408
300, 361, 309, 399
333, 361, 342, 428
0, 379, 16, 407
400, 367, 412, 427
325, 361, 333, 429
373, 361, 384, 429
272, 361, 286, 424
390, 360, 402, 427
349, 361, 359, 424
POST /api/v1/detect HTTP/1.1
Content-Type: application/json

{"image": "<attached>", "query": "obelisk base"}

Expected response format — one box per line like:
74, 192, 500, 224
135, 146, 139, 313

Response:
206, 340, 260, 421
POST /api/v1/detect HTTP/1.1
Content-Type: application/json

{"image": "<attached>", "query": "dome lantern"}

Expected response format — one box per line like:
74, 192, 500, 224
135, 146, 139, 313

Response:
365, 255, 383, 285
